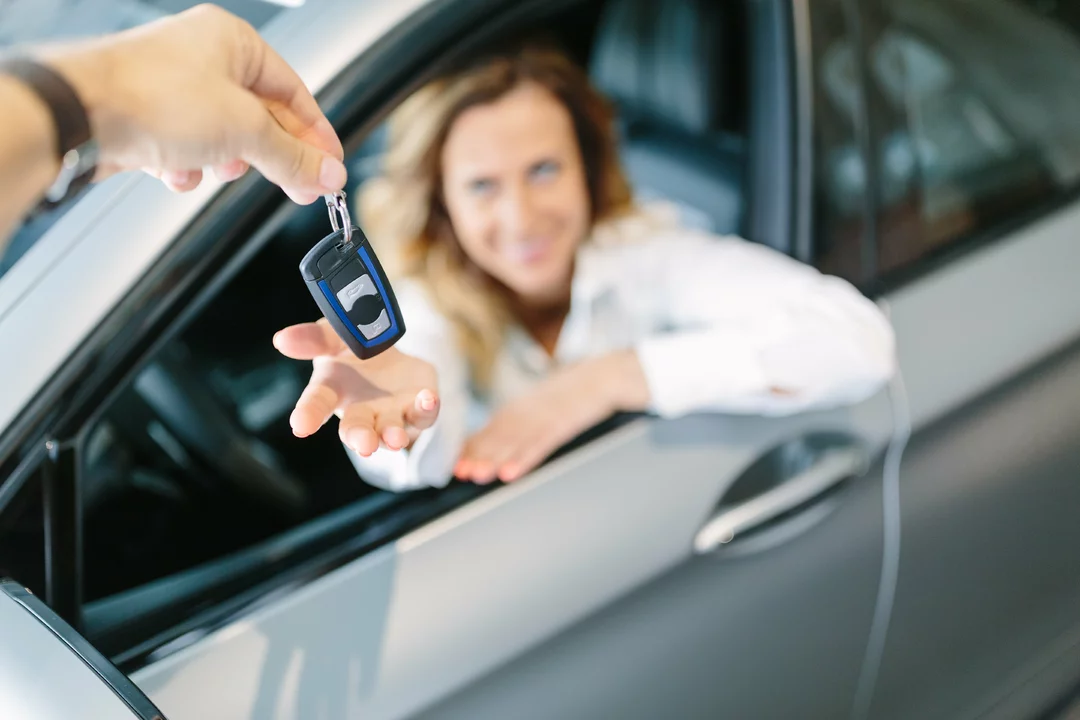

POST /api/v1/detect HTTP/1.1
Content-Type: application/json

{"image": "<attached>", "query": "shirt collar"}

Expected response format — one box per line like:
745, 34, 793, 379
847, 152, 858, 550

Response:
571, 200, 683, 305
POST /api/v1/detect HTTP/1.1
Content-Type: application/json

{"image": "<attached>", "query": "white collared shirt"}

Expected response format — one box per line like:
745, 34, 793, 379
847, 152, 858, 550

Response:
347, 202, 896, 491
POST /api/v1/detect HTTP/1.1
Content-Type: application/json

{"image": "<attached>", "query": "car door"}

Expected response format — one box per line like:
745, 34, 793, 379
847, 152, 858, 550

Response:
417, 1, 1080, 719
0, 2, 896, 720
845, 0, 1080, 717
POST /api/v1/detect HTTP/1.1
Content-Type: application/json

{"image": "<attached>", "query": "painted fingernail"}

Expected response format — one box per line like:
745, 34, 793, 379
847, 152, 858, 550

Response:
320, 156, 347, 191
418, 390, 436, 411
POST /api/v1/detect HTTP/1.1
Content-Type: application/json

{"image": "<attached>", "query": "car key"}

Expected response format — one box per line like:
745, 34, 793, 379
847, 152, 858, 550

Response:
300, 191, 406, 359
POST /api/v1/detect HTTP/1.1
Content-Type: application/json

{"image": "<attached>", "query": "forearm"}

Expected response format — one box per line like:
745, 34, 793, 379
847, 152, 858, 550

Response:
0, 74, 60, 249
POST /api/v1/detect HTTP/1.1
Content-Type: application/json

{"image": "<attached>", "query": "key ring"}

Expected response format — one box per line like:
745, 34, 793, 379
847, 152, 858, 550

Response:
325, 191, 353, 244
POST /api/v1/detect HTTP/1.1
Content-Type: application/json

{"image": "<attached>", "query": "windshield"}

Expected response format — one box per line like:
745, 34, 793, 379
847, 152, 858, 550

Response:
0, 0, 289, 281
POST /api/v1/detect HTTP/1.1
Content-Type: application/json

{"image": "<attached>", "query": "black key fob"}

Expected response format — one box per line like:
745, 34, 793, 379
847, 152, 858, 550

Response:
299, 192, 405, 359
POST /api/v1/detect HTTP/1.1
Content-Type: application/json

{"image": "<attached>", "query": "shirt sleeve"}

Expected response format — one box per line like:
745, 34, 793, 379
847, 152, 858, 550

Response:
633, 231, 897, 418
343, 280, 472, 492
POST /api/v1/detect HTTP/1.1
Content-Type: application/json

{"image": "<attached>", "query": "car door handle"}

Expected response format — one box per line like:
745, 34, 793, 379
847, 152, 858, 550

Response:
693, 445, 866, 554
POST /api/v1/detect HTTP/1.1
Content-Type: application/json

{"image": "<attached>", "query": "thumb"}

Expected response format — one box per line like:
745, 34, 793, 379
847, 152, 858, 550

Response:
274, 320, 348, 359
241, 98, 347, 202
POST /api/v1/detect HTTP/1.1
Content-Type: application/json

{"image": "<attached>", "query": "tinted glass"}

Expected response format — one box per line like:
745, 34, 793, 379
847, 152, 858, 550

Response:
868, 0, 1080, 278
79, 225, 375, 603
0, 473, 46, 598
809, 0, 872, 284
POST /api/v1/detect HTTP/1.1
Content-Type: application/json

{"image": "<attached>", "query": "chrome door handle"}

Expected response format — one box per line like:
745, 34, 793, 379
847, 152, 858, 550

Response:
693, 446, 866, 554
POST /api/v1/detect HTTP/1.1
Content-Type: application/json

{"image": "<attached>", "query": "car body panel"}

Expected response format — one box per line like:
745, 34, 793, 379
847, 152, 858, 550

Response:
129, 397, 893, 719
417, 312, 1080, 720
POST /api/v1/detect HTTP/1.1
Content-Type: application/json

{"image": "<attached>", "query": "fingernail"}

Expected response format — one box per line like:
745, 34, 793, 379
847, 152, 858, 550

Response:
418, 390, 436, 411
289, 411, 305, 436
166, 171, 190, 190
320, 156, 347, 191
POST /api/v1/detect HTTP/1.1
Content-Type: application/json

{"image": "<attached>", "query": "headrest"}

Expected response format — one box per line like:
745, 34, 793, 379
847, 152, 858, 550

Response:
589, 0, 731, 136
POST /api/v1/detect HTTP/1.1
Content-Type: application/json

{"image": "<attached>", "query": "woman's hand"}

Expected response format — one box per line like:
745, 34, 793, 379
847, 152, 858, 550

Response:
455, 349, 651, 484
273, 319, 440, 455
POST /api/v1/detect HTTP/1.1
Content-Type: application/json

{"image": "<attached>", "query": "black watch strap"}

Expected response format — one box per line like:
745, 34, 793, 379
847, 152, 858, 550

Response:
0, 56, 97, 211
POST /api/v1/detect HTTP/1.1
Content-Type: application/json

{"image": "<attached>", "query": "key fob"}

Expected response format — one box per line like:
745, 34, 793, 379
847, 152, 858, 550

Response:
299, 193, 405, 359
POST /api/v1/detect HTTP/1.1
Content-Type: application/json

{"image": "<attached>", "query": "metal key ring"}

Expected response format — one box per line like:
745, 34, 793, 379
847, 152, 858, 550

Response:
325, 191, 353, 244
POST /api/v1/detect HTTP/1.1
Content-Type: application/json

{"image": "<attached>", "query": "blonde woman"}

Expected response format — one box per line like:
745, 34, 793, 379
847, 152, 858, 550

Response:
273, 44, 896, 491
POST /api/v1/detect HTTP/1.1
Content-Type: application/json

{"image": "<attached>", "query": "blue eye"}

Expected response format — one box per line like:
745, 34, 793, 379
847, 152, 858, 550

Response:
530, 160, 560, 181
468, 178, 496, 195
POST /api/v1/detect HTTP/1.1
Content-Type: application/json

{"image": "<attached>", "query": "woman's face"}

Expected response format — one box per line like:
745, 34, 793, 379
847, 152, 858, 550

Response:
440, 81, 591, 307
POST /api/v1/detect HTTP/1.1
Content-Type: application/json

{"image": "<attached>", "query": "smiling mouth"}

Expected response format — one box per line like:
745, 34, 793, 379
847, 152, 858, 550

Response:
503, 237, 554, 264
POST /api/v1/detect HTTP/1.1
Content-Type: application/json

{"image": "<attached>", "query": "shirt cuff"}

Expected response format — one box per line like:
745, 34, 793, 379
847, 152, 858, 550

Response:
634, 329, 771, 418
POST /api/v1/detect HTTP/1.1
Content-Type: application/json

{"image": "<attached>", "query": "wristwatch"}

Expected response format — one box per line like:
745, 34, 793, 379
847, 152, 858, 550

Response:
0, 57, 98, 211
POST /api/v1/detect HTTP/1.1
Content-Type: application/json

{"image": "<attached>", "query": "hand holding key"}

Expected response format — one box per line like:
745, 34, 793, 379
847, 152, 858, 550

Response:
36, 4, 346, 203
273, 320, 440, 455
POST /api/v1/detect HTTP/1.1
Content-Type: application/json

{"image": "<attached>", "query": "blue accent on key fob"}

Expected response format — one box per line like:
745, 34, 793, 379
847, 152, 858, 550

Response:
300, 222, 405, 360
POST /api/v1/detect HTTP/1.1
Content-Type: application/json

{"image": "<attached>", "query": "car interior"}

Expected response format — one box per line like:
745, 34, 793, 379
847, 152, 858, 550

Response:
0, 0, 762, 663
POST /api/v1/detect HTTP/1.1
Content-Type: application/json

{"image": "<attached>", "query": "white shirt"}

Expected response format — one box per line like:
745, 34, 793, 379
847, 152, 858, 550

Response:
347, 202, 897, 491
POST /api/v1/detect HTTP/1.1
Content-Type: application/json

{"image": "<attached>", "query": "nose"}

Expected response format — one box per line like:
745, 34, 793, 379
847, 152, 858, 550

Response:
497, 180, 539, 239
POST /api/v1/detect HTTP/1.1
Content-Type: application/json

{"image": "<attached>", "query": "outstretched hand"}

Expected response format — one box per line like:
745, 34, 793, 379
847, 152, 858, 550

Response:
274, 319, 440, 455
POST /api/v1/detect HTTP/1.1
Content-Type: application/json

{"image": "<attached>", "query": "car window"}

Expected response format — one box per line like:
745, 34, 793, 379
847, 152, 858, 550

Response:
0, 0, 286, 283
808, 0, 872, 284
0, 472, 46, 599
79, 201, 379, 603
871, 0, 1080, 278
68, 132, 487, 657
815, 0, 1080, 284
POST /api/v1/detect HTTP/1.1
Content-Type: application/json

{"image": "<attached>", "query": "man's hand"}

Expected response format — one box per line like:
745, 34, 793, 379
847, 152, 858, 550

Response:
274, 319, 440, 455
454, 350, 651, 484
39, 3, 345, 203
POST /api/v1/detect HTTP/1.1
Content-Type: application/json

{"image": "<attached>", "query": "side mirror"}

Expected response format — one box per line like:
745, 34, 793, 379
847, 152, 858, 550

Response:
0, 579, 167, 719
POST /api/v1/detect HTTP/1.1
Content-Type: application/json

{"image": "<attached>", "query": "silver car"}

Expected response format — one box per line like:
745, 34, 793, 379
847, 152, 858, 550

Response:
2, 0, 1080, 718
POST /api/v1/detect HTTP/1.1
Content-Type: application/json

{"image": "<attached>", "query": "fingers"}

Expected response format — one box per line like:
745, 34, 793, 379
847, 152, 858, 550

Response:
233, 24, 344, 161
213, 159, 249, 182
457, 429, 517, 485
273, 318, 348, 360
290, 379, 339, 438
374, 403, 409, 451
403, 389, 440, 431
289, 355, 353, 437
228, 30, 347, 202
161, 168, 204, 193
339, 403, 379, 456
141, 162, 247, 193
339, 395, 421, 455
455, 422, 561, 484
242, 102, 347, 204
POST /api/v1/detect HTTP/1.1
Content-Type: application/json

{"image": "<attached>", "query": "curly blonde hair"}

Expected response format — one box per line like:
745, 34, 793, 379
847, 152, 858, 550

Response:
357, 43, 633, 390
